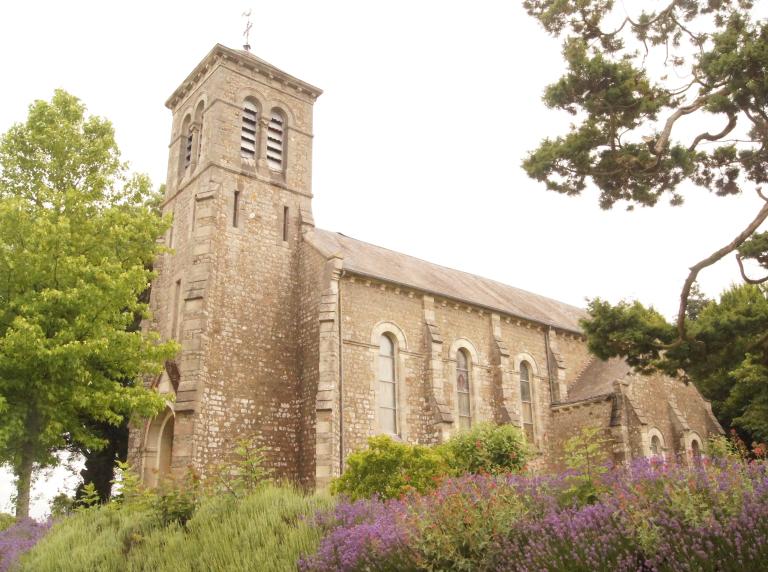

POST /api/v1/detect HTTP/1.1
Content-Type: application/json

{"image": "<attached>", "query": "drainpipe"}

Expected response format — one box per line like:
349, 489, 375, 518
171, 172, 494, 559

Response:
544, 327, 557, 403
338, 270, 345, 475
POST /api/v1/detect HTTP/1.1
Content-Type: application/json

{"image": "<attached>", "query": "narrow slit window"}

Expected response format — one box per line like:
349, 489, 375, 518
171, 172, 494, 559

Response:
266, 110, 285, 171
282, 206, 289, 241
171, 280, 182, 340
233, 191, 240, 228
520, 362, 534, 443
378, 334, 397, 435
457, 349, 471, 430
241, 101, 258, 159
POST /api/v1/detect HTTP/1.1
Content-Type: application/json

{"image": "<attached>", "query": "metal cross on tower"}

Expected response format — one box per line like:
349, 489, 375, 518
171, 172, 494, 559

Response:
242, 10, 253, 51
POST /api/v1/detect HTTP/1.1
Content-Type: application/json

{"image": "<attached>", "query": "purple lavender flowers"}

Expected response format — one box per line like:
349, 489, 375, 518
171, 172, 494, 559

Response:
0, 519, 51, 572
302, 459, 768, 571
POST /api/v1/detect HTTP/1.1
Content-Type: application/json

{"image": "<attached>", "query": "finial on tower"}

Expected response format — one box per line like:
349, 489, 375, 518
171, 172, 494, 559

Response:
242, 10, 253, 51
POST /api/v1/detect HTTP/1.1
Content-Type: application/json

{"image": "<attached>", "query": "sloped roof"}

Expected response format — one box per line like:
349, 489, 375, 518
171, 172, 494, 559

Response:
566, 357, 632, 402
306, 229, 587, 333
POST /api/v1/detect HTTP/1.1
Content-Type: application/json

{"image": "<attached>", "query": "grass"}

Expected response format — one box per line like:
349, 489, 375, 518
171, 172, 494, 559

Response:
17, 484, 333, 572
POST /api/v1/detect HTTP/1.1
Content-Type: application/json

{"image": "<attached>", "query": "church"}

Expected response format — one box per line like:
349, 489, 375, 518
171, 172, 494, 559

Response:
128, 44, 723, 489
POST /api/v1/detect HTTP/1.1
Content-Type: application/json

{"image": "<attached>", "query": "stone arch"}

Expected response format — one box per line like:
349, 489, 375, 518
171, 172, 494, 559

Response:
142, 406, 176, 487
513, 352, 540, 377
448, 338, 482, 430
265, 99, 296, 126
370, 320, 408, 350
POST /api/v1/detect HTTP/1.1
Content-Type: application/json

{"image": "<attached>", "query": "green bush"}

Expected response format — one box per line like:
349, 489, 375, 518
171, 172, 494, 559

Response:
331, 424, 530, 500
19, 484, 333, 572
0, 512, 15, 532
331, 435, 446, 500
439, 422, 529, 476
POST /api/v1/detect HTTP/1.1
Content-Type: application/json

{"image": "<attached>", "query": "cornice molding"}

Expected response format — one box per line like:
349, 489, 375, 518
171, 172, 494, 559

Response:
166, 44, 323, 111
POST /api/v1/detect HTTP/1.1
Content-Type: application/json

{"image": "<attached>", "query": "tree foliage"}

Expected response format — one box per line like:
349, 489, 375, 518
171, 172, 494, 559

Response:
583, 284, 768, 441
524, 0, 768, 338
0, 90, 177, 517
524, 1, 768, 442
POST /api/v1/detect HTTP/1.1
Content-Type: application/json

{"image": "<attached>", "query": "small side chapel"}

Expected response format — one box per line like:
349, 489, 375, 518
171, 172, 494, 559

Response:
128, 44, 723, 488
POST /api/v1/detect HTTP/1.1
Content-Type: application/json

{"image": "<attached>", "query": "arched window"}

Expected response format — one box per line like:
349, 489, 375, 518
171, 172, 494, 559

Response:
520, 361, 534, 442
241, 100, 258, 159
184, 128, 193, 170
178, 114, 192, 177
158, 414, 175, 482
457, 349, 471, 430
193, 100, 205, 165
650, 435, 662, 457
266, 109, 285, 171
691, 439, 702, 463
378, 334, 397, 435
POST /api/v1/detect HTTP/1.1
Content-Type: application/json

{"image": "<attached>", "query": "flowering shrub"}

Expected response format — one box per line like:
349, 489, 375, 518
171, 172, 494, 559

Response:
0, 518, 51, 572
438, 423, 529, 476
304, 458, 768, 571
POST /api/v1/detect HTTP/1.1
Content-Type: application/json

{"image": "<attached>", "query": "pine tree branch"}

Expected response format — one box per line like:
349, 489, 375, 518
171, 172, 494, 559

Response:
688, 112, 738, 151
736, 254, 768, 285
672, 190, 768, 344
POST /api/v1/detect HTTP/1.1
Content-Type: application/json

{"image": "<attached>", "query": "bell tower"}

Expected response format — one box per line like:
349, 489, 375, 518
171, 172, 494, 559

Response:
132, 44, 322, 483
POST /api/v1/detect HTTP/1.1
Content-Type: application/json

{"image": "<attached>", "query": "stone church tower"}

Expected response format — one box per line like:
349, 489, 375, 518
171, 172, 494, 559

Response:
129, 44, 322, 485
130, 44, 723, 490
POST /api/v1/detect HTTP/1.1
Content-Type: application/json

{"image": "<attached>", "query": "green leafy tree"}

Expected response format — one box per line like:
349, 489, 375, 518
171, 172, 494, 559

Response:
582, 284, 768, 441
523, 1, 768, 441
0, 91, 177, 518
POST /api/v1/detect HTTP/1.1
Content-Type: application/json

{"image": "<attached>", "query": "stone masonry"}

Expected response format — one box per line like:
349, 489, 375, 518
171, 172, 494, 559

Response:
128, 45, 724, 489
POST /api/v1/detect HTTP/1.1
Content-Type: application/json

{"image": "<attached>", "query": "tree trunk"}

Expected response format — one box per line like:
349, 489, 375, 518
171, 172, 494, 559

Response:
76, 420, 129, 502
15, 441, 34, 519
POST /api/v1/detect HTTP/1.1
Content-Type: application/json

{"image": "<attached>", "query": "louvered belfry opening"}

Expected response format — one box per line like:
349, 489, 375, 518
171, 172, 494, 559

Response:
266, 110, 285, 170
184, 130, 193, 169
241, 100, 258, 159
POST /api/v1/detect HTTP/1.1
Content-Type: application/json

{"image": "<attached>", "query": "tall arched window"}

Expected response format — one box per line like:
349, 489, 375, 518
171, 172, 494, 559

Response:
378, 334, 397, 435
520, 361, 534, 442
266, 109, 285, 171
184, 128, 193, 169
457, 349, 471, 430
241, 100, 258, 159
691, 439, 702, 463
178, 114, 192, 178
650, 435, 662, 457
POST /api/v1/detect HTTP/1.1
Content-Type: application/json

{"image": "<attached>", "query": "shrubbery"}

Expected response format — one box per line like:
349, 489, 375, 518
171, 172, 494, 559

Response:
332, 423, 529, 500
18, 484, 332, 572
303, 457, 768, 571
439, 422, 529, 476
330, 436, 447, 500
0, 515, 14, 534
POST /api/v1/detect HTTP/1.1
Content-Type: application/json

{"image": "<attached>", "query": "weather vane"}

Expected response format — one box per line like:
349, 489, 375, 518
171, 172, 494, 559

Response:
242, 10, 253, 51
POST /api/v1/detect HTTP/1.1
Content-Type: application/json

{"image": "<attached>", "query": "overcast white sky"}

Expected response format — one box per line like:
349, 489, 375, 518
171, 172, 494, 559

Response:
1, 1, 766, 516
